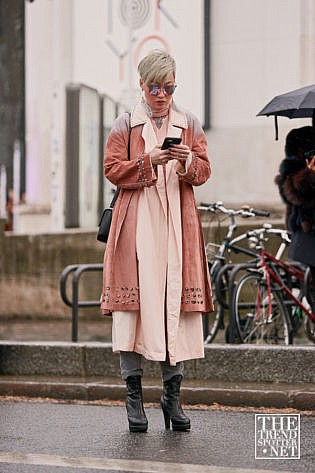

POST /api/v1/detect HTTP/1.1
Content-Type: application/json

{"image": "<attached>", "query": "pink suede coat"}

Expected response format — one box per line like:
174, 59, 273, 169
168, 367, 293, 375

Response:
101, 104, 213, 315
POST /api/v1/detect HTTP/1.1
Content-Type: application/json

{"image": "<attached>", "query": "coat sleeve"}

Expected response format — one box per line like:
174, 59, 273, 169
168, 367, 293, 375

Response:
283, 167, 315, 208
104, 113, 157, 189
176, 112, 211, 186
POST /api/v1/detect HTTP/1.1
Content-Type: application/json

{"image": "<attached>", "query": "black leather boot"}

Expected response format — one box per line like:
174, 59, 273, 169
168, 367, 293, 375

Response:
160, 375, 190, 431
125, 375, 148, 432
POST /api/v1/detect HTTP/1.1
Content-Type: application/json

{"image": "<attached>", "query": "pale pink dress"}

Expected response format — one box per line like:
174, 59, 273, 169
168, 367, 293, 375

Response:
112, 112, 204, 366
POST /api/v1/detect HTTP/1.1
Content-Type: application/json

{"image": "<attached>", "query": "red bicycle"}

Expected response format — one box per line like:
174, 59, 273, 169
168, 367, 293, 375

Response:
229, 227, 315, 344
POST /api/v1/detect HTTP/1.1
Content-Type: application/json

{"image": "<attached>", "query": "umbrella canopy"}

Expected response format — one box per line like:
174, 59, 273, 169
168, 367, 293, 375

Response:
257, 84, 315, 119
257, 84, 315, 139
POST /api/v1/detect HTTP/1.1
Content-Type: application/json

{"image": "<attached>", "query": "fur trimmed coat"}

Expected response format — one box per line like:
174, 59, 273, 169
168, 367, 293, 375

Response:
101, 103, 213, 316
276, 158, 315, 266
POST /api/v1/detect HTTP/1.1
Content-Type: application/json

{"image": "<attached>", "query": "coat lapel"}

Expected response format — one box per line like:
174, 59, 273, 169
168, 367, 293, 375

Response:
131, 101, 157, 152
165, 105, 187, 182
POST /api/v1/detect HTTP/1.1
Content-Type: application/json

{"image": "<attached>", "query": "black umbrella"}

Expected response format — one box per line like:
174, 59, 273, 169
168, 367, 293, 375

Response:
257, 84, 315, 139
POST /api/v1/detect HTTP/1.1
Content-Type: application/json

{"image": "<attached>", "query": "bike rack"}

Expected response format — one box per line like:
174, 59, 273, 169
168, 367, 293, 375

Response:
60, 264, 103, 342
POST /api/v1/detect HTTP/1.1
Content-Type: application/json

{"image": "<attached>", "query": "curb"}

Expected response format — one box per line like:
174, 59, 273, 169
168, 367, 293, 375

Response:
0, 377, 314, 410
0, 342, 314, 410
1, 342, 314, 383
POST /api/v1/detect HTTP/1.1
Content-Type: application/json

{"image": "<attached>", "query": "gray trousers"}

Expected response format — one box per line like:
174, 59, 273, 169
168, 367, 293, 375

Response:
120, 351, 184, 382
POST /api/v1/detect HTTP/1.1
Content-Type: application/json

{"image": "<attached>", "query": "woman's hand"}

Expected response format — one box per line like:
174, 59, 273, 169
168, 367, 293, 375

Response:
149, 143, 191, 169
168, 144, 191, 172
149, 145, 170, 166
306, 155, 315, 172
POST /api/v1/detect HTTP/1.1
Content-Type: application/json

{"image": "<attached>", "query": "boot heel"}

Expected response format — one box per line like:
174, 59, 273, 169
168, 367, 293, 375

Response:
161, 375, 191, 431
160, 399, 170, 429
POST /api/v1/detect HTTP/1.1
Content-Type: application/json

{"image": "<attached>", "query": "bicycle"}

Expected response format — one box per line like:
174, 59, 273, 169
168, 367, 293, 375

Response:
198, 202, 270, 343
229, 227, 315, 345
303, 267, 315, 343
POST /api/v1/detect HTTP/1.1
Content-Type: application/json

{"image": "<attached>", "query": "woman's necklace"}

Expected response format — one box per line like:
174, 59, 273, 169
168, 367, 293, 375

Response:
152, 114, 168, 129
142, 99, 169, 129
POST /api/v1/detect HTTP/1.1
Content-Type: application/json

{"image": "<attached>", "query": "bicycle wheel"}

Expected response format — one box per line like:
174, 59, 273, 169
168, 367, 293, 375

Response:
203, 304, 224, 344
304, 317, 315, 343
231, 272, 293, 345
203, 262, 225, 343
304, 267, 315, 343
276, 262, 307, 335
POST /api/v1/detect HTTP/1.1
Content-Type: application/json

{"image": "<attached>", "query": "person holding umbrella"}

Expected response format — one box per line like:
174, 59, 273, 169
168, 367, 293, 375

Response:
275, 126, 315, 317
258, 85, 315, 326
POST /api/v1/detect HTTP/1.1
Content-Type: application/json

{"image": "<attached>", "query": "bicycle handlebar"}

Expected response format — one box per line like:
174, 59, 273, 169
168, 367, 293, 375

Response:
249, 209, 270, 217
198, 201, 270, 218
245, 227, 291, 244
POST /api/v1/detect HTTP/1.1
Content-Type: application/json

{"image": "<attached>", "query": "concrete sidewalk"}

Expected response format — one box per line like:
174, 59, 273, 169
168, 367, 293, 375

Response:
0, 341, 314, 410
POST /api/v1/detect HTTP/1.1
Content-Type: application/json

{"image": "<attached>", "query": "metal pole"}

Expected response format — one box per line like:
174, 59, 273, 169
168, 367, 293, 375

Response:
0, 166, 7, 218
13, 140, 21, 205
72, 270, 79, 342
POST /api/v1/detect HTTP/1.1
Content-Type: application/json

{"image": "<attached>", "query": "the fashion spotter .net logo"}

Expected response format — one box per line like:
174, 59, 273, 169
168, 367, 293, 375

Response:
255, 414, 300, 460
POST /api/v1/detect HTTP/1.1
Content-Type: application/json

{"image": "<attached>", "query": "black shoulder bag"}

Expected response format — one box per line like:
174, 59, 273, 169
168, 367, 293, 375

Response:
97, 113, 131, 243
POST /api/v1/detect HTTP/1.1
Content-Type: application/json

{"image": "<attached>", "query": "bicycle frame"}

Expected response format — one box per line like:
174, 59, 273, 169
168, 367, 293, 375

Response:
208, 222, 261, 313
259, 250, 315, 321
201, 202, 269, 276
199, 201, 271, 343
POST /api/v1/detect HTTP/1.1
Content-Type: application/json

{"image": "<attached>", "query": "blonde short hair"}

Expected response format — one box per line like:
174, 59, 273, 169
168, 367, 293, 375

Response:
138, 49, 176, 84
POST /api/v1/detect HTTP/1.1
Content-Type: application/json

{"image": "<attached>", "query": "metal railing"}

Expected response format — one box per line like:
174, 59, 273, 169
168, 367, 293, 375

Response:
60, 264, 103, 342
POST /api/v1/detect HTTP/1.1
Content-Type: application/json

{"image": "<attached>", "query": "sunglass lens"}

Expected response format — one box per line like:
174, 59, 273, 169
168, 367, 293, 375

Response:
148, 84, 176, 96
149, 85, 160, 96
164, 85, 175, 95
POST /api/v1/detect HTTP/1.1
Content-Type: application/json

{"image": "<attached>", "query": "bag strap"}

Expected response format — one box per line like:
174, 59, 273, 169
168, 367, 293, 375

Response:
109, 112, 131, 209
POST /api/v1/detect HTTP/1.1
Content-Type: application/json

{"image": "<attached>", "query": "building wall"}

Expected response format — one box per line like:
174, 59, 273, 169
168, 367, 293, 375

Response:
25, 0, 53, 207
23, 0, 315, 232
25, 0, 73, 231
0, 218, 104, 319
201, 0, 315, 206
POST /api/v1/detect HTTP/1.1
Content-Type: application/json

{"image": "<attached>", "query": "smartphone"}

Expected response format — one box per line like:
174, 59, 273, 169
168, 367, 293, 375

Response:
161, 137, 182, 150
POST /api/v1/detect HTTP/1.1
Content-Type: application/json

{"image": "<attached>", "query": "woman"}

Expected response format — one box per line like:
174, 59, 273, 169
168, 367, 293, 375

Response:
101, 50, 213, 432
276, 126, 315, 321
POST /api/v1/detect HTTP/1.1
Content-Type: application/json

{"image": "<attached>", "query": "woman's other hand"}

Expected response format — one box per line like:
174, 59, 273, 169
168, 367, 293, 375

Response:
168, 144, 191, 172
306, 155, 315, 172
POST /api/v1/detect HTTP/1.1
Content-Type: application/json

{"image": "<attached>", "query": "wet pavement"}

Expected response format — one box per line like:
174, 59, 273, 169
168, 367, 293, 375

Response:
0, 399, 314, 473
